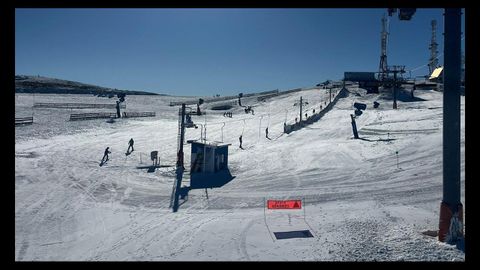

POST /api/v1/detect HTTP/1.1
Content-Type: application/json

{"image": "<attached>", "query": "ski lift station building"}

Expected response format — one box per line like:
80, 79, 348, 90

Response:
187, 140, 233, 188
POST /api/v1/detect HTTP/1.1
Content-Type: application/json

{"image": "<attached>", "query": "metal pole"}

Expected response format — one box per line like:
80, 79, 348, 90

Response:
203, 144, 206, 173
443, 8, 462, 206
32, 92, 35, 118
350, 114, 359, 139
173, 104, 186, 212
300, 96, 303, 122
329, 88, 332, 103
204, 111, 207, 141
396, 151, 399, 168
438, 8, 462, 242
221, 122, 225, 142
393, 71, 398, 109
440, 8, 461, 234
259, 116, 263, 139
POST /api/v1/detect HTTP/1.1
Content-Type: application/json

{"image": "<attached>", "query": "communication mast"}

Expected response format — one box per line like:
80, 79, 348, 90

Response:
378, 14, 389, 81
428, 20, 439, 75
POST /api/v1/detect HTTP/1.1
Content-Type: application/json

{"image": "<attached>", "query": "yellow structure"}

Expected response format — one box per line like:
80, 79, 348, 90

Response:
429, 66, 444, 80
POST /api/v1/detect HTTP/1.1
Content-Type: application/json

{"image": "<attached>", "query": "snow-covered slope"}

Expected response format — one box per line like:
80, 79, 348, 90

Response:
15, 86, 465, 261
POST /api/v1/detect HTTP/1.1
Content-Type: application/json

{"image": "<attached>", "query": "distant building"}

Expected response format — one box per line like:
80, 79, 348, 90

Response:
428, 65, 464, 93
429, 66, 444, 83
344, 72, 379, 93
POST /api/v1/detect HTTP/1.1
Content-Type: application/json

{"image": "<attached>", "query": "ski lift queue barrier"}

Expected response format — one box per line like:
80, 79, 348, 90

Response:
256, 88, 306, 102
15, 116, 33, 125
69, 111, 155, 121
69, 112, 118, 121
122, 111, 156, 118
34, 102, 126, 109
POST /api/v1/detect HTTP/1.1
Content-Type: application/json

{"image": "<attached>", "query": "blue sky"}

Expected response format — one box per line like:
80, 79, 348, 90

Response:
15, 8, 465, 96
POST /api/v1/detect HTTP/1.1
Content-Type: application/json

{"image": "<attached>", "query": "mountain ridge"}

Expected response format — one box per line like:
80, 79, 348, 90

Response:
15, 75, 164, 96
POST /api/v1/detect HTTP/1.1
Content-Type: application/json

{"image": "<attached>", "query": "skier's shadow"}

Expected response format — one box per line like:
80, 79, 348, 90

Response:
136, 164, 172, 173
359, 137, 396, 142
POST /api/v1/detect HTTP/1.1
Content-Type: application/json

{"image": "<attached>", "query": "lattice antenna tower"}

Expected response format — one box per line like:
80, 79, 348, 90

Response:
379, 14, 389, 81
428, 20, 439, 74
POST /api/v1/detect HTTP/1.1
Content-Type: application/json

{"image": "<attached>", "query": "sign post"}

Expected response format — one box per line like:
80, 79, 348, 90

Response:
396, 151, 399, 168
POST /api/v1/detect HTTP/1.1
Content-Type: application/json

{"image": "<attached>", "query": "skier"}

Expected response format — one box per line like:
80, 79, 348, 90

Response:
127, 138, 134, 153
102, 147, 111, 163
265, 127, 269, 139
197, 103, 202, 116
239, 135, 243, 149
116, 101, 121, 118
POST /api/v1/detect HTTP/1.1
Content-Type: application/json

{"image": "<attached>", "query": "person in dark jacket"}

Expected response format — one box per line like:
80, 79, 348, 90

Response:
127, 138, 134, 153
102, 147, 111, 163
239, 135, 243, 149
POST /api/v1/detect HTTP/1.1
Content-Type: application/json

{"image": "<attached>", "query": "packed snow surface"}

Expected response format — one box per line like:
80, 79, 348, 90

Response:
15, 87, 465, 261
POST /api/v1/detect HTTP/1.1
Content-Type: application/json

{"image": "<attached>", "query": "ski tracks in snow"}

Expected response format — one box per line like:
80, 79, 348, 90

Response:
236, 218, 255, 261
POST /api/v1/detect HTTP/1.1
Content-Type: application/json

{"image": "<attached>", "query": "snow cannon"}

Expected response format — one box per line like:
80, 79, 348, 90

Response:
117, 93, 126, 103
238, 93, 243, 107
353, 102, 367, 111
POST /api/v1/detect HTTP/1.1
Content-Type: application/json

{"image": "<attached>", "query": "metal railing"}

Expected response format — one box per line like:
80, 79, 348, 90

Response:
34, 102, 126, 109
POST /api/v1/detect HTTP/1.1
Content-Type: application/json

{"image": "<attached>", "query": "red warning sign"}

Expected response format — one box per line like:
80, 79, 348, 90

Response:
267, 200, 302, 209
